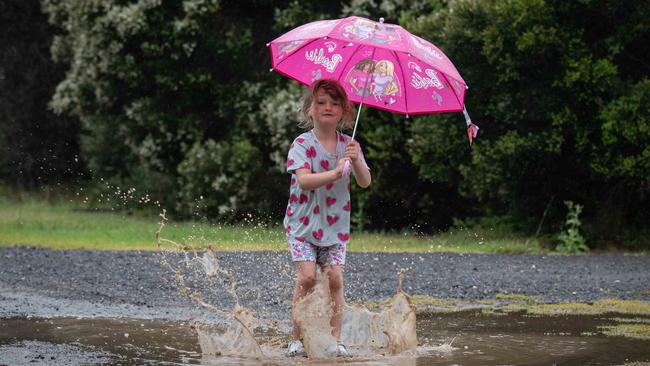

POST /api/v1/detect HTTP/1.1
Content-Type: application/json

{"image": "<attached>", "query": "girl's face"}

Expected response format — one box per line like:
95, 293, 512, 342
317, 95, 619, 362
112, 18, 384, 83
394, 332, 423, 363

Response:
310, 88, 343, 128
376, 62, 387, 74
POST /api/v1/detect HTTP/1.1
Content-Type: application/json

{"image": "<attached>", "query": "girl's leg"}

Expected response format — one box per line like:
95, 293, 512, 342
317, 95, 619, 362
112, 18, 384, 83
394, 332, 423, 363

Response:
323, 265, 345, 339
292, 261, 316, 340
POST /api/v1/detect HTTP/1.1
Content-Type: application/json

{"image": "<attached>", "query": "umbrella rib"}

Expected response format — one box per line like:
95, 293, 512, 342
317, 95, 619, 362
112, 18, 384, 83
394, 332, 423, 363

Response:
391, 50, 409, 114
335, 43, 362, 87
403, 53, 465, 113
440, 72, 464, 111
271, 37, 322, 73
350, 46, 377, 140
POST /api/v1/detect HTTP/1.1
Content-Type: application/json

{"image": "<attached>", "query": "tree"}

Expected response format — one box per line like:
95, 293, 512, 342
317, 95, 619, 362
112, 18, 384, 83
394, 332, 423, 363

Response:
400, 0, 649, 244
0, 0, 80, 189
42, 0, 345, 216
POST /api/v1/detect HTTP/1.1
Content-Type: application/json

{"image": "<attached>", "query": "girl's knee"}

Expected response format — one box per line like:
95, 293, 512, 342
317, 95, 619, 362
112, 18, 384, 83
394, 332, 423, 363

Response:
297, 272, 316, 290
328, 272, 344, 292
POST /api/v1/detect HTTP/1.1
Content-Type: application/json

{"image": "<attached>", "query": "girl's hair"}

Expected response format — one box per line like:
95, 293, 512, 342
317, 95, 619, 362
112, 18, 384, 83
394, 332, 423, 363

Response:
298, 79, 356, 130
354, 58, 375, 70
375, 60, 394, 76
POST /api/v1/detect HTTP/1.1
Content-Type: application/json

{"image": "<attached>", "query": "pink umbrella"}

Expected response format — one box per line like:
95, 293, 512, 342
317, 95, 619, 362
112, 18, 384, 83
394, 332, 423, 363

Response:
267, 16, 478, 172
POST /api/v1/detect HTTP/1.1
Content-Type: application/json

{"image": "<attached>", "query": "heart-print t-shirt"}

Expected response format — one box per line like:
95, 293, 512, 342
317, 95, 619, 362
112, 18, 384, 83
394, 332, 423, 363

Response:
283, 130, 368, 247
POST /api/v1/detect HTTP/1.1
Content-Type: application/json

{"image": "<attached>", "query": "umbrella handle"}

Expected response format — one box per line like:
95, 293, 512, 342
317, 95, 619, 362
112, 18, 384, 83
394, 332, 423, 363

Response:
342, 160, 351, 177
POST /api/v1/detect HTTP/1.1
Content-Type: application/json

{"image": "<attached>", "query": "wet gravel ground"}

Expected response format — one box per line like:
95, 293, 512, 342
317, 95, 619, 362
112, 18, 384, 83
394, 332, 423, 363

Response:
1, 246, 649, 321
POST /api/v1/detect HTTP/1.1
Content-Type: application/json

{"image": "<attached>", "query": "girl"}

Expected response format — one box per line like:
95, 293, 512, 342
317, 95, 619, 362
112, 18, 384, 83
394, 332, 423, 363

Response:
284, 79, 371, 357
371, 60, 398, 101
348, 58, 375, 97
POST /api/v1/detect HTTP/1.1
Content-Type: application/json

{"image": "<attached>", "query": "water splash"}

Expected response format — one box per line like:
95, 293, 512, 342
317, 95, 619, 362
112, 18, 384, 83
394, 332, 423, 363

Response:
156, 210, 424, 361
192, 308, 263, 359
292, 269, 338, 359
155, 210, 263, 359
343, 269, 418, 356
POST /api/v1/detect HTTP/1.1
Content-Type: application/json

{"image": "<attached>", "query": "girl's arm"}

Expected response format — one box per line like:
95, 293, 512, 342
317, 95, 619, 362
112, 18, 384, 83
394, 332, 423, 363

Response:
294, 159, 346, 191
344, 140, 371, 188
352, 158, 371, 188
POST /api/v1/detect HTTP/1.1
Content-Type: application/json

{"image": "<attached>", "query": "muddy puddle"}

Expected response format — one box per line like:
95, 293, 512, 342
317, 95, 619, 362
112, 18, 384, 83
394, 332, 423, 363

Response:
1, 311, 649, 365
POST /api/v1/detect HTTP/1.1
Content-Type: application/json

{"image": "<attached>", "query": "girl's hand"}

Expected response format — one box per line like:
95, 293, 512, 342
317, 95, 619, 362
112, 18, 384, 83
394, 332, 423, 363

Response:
335, 159, 348, 178
344, 140, 360, 162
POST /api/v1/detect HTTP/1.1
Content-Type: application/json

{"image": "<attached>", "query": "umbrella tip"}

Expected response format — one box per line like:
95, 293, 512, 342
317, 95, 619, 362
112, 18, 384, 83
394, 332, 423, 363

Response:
379, 17, 385, 23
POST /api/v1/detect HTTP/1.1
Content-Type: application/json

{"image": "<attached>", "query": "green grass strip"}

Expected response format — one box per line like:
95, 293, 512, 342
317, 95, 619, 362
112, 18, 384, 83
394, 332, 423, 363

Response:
0, 195, 543, 253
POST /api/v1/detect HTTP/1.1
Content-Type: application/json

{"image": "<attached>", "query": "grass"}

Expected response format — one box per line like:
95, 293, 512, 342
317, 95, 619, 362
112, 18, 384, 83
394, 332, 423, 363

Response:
498, 298, 650, 316
600, 323, 650, 340
0, 198, 283, 251
495, 293, 542, 303
1, 192, 543, 253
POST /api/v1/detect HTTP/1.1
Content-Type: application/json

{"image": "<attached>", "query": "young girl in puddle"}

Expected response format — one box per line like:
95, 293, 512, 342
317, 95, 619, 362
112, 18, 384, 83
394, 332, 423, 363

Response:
284, 79, 371, 358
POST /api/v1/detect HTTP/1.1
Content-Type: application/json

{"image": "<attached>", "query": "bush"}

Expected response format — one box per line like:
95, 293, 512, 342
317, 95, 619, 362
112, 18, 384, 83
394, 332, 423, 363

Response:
556, 201, 588, 254
177, 137, 277, 221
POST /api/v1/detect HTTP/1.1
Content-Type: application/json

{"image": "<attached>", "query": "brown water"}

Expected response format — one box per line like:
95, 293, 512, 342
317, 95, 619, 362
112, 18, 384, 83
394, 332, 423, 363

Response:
1, 312, 649, 365
155, 227, 420, 361
141, 219, 650, 364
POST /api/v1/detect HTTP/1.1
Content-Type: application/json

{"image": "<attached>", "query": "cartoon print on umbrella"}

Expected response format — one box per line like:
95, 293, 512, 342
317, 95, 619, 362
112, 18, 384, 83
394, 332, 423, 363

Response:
276, 40, 306, 60
311, 69, 322, 82
346, 58, 375, 97
372, 60, 399, 103
432, 91, 443, 106
268, 15, 479, 148
343, 18, 400, 45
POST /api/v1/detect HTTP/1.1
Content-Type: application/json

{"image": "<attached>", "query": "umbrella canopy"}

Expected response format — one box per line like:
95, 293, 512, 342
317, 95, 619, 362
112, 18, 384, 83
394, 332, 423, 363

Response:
268, 16, 468, 116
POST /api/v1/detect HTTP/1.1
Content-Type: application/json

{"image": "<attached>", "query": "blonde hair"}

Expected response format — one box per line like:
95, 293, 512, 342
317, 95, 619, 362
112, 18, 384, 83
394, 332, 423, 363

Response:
375, 60, 394, 76
298, 79, 356, 130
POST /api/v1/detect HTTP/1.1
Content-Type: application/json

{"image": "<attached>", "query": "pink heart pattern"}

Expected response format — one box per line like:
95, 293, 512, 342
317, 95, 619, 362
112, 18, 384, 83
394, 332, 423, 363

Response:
343, 200, 351, 211
285, 133, 356, 244
327, 215, 339, 226
320, 160, 329, 170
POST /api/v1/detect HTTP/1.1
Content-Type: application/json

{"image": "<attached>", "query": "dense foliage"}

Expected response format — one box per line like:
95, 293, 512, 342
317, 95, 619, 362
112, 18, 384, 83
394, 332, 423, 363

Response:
1, 0, 647, 247
0, 0, 81, 188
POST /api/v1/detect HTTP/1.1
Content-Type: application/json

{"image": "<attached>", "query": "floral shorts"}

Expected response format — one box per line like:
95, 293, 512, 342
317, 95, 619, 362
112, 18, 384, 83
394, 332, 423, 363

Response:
289, 241, 347, 266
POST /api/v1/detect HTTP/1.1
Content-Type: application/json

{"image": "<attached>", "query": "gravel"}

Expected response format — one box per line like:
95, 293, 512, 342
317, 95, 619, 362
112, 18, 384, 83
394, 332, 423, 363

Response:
1, 246, 649, 321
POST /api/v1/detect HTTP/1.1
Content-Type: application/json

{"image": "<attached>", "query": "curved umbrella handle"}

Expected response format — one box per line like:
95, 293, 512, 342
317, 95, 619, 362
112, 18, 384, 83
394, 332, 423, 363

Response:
342, 160, 351, 177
